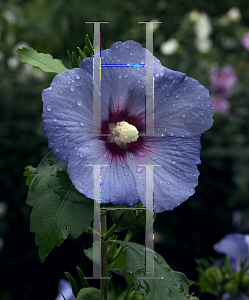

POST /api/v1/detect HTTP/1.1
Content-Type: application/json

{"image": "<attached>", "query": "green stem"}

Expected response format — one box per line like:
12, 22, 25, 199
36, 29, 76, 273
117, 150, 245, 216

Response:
100, 214, 108, 295
103, 223, 120, 241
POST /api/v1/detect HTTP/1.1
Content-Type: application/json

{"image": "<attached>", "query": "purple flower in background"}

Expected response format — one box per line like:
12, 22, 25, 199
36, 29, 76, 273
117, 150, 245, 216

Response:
213, 233, 249, 271
210, 66, 237, 97
210, 95, 231, 116
242, 32, 249, 51
55, 279, 76, 300
42, 40, 214, 213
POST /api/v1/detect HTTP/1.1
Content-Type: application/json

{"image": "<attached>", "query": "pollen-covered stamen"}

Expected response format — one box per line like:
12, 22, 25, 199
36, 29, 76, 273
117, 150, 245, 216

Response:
110, 121, 139, 145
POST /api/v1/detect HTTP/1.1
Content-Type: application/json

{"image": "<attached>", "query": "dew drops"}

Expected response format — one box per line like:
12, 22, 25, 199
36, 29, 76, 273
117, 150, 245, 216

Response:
77, 100, 82, 106
55, 148, 59, 152
76, 74, 81, 80
80, 122, 84, 126
189, 188, 194, 193
70, 86, 75, 92
63, 139, 68, 147
126, 44, 130, 49
46, 105, 52, 112
56, 80, 60, 84
175, 93, 179, 98
129, 52, 133, 56
182, 113, 186, 118
152, 156, 158, 161
115, 44, 119, 48
53, 118, 57, 123
119, 74, 122, 79
136, 167, 143, 173
170, 132, 175, 137
67, 75, 70, 79
140, 59, 145, 64
48, 87, 52, 91
172, 161, 177, 165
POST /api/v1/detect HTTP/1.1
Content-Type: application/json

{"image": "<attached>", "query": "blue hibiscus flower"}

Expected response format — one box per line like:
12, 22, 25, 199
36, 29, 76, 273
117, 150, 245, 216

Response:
55, 279, 76, 300
42, 40, 214, 213
214, 233, 249, 300
214, 233, 249, 272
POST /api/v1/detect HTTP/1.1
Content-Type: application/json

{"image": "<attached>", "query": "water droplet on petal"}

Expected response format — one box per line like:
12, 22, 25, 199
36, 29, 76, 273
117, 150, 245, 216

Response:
129, 52, 133, 56
119, 74, 122, 79
80, 122, 84, 126
170, 132, 174, 137
56, 80, 60, 84
53, 118, 57, 123
172, 161, 177, 165
115, 44, 119, 48
70, 86, 75, 92
136, 167, 143, 173
152, 156, 157, 161
46, 105, 52, 111
76, 74, 81, 80
48, 87, 52, 91
183, 114, 186, 118
77, 100, 82, 106
189, 188, 194, 193
126, 44, 130, 49
55, 148, 59, 152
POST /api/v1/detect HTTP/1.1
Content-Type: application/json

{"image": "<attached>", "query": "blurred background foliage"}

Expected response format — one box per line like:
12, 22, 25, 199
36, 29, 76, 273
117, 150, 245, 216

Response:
1, 0, 249, 299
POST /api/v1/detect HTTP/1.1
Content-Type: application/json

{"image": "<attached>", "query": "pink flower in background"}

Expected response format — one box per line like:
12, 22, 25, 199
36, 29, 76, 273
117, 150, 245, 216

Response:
210, 95, 231, 116
242, 32, 249, 51
210, 66, 237, 97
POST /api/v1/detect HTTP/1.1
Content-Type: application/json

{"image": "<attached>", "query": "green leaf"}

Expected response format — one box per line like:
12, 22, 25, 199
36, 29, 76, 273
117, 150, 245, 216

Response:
85, 34, 93, 54
26, 152, 94, 262
84, 46, 92, 58
65, 272, 79, 297
84, 241, 101, 265
71, 52, 80, 68
77, 47, 88, 61
76, 287, 103, 300
76, 266, 89, 288
17, 47, 68, 74
117, 241, 190, 300
23, 165, 37, 188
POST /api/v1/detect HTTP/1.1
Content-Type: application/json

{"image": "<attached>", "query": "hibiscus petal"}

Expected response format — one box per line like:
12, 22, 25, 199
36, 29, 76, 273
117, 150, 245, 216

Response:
67, 139, 140, 207
42, 68, 94, 162
126, 136, 201, 213
154, 68, 214, 137
81, 40, 162, 120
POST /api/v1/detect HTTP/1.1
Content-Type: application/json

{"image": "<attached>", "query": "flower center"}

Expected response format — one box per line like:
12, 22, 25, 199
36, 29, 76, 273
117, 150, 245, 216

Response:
110, 121, 139, 146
